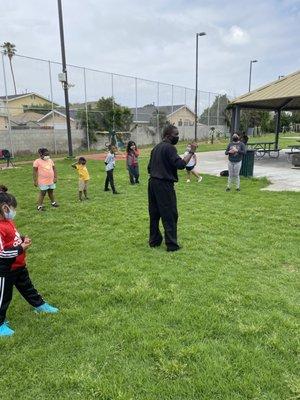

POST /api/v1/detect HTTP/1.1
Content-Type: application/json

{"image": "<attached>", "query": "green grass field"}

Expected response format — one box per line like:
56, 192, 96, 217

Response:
0, 152, 299, 399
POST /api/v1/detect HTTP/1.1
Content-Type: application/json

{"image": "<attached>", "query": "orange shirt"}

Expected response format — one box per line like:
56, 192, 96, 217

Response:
33, 158, 55, 185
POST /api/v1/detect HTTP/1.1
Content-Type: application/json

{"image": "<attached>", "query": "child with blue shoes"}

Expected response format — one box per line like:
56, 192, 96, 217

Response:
0, 191, 59, 337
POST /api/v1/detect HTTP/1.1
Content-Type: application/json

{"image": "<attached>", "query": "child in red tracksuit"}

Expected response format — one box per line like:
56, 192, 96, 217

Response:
0, 191, 59, 337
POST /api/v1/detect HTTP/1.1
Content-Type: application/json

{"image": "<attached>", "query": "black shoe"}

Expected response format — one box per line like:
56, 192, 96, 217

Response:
113, 191, 120, 195
236, 188, 241, 192
51, 202, 59, 208
37, 205, 45, 212
226, 187, 231, 192
149, 242, 162, 248
104, 188, 110, 192
167, 246, 181, 252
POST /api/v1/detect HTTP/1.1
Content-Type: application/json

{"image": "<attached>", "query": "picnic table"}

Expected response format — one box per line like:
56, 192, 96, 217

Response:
247, 141, 280, 159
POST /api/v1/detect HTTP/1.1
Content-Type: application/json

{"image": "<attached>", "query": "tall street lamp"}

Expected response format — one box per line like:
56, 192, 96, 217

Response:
194, 32, 206, 141
248, 59, 258, 92
57, 0, 73, 157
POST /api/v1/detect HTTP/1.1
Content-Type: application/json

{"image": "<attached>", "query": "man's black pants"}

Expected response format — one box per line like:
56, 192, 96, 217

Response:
148, 178, 179, 251
105, 169, 116, 193
0, 267, 44, 325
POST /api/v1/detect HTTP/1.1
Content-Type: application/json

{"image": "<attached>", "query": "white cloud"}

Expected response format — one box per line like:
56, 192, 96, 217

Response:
223, 25, 250, 45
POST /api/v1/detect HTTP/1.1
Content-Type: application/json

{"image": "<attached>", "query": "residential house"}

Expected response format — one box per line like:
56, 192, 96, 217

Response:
0, 92, 55, 116
131, 104, 196, 127
37, 110, 77, 130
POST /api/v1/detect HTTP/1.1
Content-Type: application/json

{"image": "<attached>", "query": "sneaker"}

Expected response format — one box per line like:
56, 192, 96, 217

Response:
236, 188, 241, 192
198, 176, 203, 182
51, 202, 59, 208
104, 188, 110, 192
226, 187, 231, 192
186, 179, 191, 183
113, 191, 121, 195
34, 302, 59, 314
0, 321, 15, 337
37, 205, 45, 212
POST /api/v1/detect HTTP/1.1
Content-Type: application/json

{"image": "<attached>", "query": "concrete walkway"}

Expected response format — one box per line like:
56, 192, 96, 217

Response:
195, 150, 300, 192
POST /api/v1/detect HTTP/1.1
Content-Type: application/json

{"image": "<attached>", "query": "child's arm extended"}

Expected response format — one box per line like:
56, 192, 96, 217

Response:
71, 162, 78, 169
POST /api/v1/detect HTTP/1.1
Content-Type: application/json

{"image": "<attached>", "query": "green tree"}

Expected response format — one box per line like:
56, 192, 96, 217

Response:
95, 97, 133, 132
150, 110, 167, 132
199, 94, 230, 126
240, 110, 271, 133
1, 42, 17, 95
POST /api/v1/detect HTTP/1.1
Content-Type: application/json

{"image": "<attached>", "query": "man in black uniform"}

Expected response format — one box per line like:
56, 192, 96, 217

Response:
148, 125, 197, 252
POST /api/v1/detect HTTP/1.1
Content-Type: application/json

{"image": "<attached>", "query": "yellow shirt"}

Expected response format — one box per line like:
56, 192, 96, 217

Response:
76, 164, 90, 181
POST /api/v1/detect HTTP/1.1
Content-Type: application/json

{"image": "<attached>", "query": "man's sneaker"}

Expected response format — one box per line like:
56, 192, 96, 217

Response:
226, 187, 231, 192
198, 176, 203, 182
104, 188, 110, 192
186, 179, 191, 183
51, 202, 59, 208
37, 205, 45, 212
236, 188, 241, 192
113, 191, 121, 195
34, 302, 59, 314
0, 321, 15, 337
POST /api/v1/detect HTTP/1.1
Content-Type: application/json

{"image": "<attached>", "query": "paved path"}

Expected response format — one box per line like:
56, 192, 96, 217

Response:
194, 150, 300, 192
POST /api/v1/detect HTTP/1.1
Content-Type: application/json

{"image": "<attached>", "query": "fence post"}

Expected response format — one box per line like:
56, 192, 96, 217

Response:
1, 52, 14, 156
135, 77, 138, 141
207, 92, 211, 127
48, 60, 57, 154
156, 82, 160, 144
184, 87, 187, 140
171, 84, 174, 114
111, 73, 115, 132
83, 67, 90, 151
217, 94, 220, 128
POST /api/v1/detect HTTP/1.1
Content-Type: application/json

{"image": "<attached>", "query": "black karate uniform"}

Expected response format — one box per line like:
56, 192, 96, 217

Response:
147, 141, 186, 251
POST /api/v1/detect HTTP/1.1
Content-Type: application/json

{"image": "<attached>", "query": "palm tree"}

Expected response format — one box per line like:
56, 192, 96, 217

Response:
1, 42, 17, 95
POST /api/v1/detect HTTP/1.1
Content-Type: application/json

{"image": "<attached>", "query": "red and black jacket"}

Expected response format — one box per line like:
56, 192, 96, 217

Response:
0, 220, 26, 272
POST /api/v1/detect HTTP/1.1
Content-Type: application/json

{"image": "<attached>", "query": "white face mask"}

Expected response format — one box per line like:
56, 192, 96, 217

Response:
4, 207, 16, 220
43, 155, 50, 160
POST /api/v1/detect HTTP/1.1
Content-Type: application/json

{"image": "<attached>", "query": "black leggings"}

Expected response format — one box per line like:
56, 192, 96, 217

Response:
0, 268, 44, 325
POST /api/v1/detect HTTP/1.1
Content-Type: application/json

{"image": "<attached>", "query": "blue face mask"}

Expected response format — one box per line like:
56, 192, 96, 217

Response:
4, 208, 16, 220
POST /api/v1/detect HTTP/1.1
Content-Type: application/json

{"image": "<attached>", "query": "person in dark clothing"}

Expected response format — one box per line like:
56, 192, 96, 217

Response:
225, 133, 246, 191
147, 125, 197, 252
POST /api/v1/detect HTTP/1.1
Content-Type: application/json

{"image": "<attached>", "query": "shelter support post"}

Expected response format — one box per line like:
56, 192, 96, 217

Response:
275, 109, 281, 149
230, 107, 236, 137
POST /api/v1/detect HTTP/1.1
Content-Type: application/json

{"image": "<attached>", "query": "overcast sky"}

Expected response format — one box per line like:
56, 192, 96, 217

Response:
1, 0, 300, 107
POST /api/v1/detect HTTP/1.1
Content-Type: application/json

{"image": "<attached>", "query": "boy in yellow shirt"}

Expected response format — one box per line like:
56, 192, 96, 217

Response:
72, 157, 90, 201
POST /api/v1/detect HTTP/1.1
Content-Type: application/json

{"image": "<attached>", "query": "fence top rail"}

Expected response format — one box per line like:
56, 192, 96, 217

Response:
1, 52, 223, 97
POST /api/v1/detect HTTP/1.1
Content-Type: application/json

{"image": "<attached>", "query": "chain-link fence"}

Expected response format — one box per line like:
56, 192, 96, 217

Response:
0, 52, 230, 155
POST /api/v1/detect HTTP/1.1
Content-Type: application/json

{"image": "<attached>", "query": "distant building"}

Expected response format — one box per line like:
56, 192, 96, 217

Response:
37, 110, 77, 130
131, 104, 196, 127
0, 92, 55, 116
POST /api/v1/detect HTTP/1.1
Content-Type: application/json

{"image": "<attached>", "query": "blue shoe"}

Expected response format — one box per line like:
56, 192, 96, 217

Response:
0, 321, 15, 337
34, 302, 59, 314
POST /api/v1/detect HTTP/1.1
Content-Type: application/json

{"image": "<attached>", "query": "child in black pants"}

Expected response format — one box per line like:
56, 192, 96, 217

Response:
0, 192, 59, 337
104, 145, 120, 194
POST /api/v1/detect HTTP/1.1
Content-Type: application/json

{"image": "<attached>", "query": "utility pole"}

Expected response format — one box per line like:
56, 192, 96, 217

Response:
57, 0, 73, 157
194, 32, 206, 141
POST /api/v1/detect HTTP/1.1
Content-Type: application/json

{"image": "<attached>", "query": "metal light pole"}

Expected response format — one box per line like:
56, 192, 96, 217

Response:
248, 59, 258, 92
57, 0, 73, 157
194, 32, 206, 141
